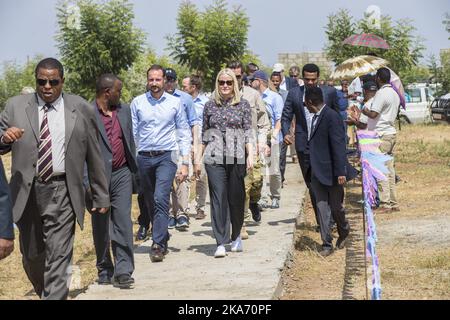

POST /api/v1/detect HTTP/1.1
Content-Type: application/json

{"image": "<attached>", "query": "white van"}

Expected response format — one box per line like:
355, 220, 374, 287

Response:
401, 83, 434, 124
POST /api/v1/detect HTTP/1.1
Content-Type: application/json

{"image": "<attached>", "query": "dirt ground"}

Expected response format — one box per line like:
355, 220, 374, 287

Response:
0, 149, 143, 300
281, 123, 450, 300
1, 124, 449, 300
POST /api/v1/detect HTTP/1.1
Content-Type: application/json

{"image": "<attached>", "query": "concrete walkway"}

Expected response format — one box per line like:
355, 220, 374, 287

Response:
76, 162, 306, 300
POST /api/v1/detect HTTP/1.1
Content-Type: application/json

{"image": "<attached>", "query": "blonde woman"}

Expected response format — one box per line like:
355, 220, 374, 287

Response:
200, 68, 253, 258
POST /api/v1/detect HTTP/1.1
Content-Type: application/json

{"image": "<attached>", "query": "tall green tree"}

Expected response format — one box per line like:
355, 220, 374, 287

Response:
0, 56, 42, 111
324, 9, 425, 79
324, 9, 357, 66
439, 13, 450, 94
167, 0, 250, 90
56, 0, 145, 100
444, 12, 450, 39
440, 49, 450, 94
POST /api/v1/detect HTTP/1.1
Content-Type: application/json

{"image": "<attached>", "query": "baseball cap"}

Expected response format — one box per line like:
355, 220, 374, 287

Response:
363, 81, 378, 91
272, 63, 285, 73
165, 68, 177, 80
253, 70, 268, 82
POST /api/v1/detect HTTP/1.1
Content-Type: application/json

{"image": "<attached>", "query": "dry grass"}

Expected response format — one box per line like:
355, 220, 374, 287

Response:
282, 123, 450, 300
375, 123, 450, 299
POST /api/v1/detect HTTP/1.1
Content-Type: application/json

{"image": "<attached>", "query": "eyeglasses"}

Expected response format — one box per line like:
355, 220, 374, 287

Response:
37, 79, 60, 86
235, 75, 242, 80
290, 75, 299, 78
218, 80, 233, 86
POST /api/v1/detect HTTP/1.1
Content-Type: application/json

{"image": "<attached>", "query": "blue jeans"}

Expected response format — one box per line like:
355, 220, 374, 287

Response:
137, 152, 177, 249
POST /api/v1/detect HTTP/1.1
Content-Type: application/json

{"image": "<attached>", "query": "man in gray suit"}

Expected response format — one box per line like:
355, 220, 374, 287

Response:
0, 58, 110, 300
0, 157, 14, 260
85, 74, 137, 288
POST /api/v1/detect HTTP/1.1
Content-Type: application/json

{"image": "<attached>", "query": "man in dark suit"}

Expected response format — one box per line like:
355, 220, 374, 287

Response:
281, 63, 340, 230
0, 58, 109, 299
304, 86, 356, 257
0, 157, 14, 260
85, 74, 137, 288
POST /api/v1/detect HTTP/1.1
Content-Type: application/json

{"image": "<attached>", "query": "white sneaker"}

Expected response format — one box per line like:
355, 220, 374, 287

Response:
214, 245, 226, 258
231, 236, 243, 252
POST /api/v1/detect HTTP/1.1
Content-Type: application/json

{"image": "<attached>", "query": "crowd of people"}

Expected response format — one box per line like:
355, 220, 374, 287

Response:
0, 57, 401, 299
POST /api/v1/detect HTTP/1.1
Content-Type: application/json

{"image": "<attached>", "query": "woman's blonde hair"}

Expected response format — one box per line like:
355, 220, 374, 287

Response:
213, 68, 242, 106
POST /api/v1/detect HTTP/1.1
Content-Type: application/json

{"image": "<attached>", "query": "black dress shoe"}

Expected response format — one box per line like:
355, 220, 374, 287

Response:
113, 274, 135, 289
97, 275, 112, 285
136, 225, 149, 241
336, 233, 349, 249
250, 203, 261, 222
150, 243, 165, 262
319, 248, 333, 257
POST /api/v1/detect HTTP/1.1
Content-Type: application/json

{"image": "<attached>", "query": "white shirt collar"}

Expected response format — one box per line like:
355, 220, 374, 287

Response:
37, 93, 63, 111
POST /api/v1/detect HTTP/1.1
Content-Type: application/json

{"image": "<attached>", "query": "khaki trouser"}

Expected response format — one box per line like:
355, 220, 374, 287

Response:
170, 163, 193, 217
378, 134, 398, 209
265, 142, 282, 200
195, 163, 208, 211
244, 157, 263, 222
171, 179, 190, 216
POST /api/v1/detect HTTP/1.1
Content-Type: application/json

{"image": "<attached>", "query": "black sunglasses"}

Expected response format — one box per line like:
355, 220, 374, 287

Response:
37, 78, 61, 86
218, 80, 233, 86
235, 75, 242, 79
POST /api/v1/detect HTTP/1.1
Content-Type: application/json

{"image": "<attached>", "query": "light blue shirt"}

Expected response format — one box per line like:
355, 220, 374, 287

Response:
193, 94, 209, 132
173, 89, 201, 128
131, 91, 191, 156
262, 88, 283, 142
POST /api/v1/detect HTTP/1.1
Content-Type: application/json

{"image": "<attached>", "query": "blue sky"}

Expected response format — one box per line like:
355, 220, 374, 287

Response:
0, 0, 448, 69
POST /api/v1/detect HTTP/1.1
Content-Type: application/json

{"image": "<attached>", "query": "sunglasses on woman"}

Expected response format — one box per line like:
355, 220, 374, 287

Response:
218, 80, 233, 86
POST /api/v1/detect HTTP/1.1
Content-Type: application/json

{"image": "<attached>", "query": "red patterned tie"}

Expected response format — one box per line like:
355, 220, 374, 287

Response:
38, 103, 53, 182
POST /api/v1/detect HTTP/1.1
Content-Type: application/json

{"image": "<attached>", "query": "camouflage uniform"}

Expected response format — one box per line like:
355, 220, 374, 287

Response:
241, 86, 271, 222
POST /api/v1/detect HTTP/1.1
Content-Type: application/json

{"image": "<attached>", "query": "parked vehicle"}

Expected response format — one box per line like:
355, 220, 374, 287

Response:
401, 83, 434, 124
431, 93, 450, 123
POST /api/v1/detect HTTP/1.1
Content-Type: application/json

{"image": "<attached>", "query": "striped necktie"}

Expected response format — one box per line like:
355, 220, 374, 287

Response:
38, 103, 53, 182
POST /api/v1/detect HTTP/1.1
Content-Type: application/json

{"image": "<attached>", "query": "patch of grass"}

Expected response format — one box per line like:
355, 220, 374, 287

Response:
433, 139, 450, 159
412, 250, 450, 270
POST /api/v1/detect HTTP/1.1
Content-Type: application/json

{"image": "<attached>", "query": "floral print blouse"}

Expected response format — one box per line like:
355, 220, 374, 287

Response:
202, 98, 252, 161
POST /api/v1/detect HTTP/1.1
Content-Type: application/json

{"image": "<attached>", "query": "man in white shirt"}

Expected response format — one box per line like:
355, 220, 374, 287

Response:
182, 74, 209, 220
361, 68, 400, 213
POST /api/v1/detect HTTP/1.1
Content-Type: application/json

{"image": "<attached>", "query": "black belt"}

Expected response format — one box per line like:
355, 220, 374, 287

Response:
138, 150, 168, 157
36, 174, 66, 183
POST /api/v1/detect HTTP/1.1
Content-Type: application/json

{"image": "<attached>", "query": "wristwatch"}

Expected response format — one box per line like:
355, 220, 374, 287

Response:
181, 160, 190, 166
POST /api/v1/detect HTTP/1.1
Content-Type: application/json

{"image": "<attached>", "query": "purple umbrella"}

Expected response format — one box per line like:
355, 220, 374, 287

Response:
343, 33, 390, 50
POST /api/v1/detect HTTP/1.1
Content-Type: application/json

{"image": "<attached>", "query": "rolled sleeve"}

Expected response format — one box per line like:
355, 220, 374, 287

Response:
175, 101, 192, 156
273, 93, 283, 122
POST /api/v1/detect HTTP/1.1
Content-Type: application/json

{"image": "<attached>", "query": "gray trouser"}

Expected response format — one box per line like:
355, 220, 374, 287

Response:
91, 166, 134, 278
311, 175, 349, 249
17, 179, 76, 300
